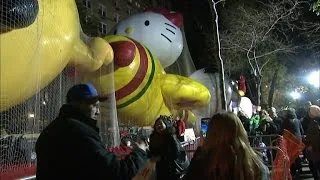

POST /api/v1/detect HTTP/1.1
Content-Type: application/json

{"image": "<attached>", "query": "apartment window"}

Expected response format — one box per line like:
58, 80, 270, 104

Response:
84, 16, 91, 24
115, 0, 119, 7
157, 0, 165, 6
166, 1, 172, 9
100, 22, 107, 35
98, 4, 106, 18
114, 13, 120, 23
83, 0, 91, 8
127, 8, 132, 15
135, 2, 140, 8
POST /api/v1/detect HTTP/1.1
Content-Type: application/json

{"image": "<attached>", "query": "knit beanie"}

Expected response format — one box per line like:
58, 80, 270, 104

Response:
309, 105, 320, 119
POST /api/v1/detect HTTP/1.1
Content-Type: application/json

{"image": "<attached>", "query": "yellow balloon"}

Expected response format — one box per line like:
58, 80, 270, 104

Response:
0, 0, 113, 111
82, 35, 210, 126
171, 110, 196, 124
188, 111, 196, 124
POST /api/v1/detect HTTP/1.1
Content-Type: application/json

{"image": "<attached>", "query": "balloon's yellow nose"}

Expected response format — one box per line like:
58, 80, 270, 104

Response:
125, 27, 134, 35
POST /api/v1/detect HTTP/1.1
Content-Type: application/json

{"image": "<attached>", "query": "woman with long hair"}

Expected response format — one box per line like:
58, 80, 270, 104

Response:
184, 112, 269, 180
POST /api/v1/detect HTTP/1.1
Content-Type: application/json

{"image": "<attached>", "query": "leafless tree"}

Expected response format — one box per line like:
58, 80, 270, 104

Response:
220, 0, 307, 106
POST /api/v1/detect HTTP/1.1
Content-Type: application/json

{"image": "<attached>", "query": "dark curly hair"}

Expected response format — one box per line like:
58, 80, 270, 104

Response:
153, 115, 176, 135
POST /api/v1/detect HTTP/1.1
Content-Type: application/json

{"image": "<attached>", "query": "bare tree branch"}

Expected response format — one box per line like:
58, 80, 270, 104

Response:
219, 0, 310, 105
261, 57, 273, 72
221, 43, 251, 52
215, 0, 225, 4
253, 48, 262, 76
249, 48, 290, 61
246, 32, 256, 76
260, 0, 306, 41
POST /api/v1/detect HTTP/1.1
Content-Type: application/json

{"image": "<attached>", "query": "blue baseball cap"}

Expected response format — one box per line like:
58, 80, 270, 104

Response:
66, 83, 108, 103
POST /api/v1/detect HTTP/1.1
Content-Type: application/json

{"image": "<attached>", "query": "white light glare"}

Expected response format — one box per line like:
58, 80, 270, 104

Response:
290, 91, 301, 100
28, 113, 35, 118
307, 70, 320, 88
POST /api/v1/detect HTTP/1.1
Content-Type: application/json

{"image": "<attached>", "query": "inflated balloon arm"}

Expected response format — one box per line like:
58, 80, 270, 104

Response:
109, 40, 136, 67
69, 37, 114, 72
161, 74, 211, 110
172, 109, 197, 124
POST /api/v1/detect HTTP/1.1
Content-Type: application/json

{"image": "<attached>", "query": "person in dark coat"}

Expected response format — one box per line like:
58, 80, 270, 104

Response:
237, 110, 250, 133
149, 115, 188, 180
306, 116, 320, 179
268, 107, 282, 134
305, 107, 320, 179
280, 108, 304, 177
36, 84, 148, 180
301, 115, 312, 135
258, 110, 278, 136
280, 108, 304, 138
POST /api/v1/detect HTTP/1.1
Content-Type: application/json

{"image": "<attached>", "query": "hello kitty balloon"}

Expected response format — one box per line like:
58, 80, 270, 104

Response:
112, 8, 183, 68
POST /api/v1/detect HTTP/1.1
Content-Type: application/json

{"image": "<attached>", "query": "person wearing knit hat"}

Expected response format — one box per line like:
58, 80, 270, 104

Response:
306, 115, 320, 179
309, 105, 320, 119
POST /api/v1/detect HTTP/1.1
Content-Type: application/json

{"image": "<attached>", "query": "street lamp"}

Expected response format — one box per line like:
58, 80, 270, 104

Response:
290, 91, 301, 100
307, 70, 320, 88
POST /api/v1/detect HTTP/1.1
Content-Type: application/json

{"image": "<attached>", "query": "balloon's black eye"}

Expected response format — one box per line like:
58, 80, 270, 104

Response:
1, 0, 39, 29
144, 20, 150, 26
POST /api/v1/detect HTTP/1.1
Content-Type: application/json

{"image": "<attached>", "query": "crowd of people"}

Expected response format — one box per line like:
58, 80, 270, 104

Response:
237, 102, 320, 179
35, 83, 320, 180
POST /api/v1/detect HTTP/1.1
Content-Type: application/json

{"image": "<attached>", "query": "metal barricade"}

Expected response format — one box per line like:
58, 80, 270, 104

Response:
249, 134, 291, 180
254, 146, 289, 180
248, 134, 281, 147
248, 134, 281, 166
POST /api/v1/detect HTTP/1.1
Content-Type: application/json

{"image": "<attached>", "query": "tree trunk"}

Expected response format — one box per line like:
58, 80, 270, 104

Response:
207, 0, 227, 110
260, 81, 266, 108
268, 68, 279, 108
172, 0, 227, 110
256, 77, 262, 107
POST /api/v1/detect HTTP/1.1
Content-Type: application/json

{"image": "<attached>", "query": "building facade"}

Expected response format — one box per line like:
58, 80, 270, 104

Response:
75, 0, 173, 36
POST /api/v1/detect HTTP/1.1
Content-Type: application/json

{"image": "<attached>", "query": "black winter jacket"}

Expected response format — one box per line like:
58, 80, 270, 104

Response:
36, 104, 147, 180
149, 127, 187, 180
281, 118, 304, 138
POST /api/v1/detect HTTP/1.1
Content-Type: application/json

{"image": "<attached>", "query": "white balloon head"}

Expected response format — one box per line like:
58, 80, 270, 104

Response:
112, 8, 183, 68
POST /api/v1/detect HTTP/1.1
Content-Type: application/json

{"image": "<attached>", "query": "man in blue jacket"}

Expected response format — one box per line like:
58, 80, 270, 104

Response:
36, 83, 147, 180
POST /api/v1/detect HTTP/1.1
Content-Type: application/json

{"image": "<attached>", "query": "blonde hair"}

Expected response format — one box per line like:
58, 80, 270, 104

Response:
202, 112, 264, 180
